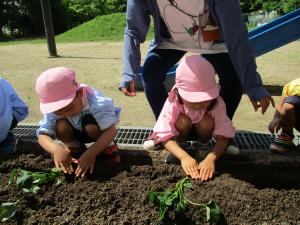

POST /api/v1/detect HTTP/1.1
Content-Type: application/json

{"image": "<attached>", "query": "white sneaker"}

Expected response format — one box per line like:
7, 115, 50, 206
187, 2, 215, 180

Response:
143, 140, 156, 150
226, 139, 240, 155
211, 137, 240, 155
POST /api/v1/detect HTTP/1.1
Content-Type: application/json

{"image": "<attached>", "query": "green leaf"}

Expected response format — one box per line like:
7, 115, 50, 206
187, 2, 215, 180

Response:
23, 185, 41, 194
16, 171, 33, 189
158, 206, 168, 223
205, 200, 220, 223
175, 201, 187, 213
50, 168, 61, 177
1, 202, 17, 222
148, 192, 159, 203
182, 179, 192, 188
7, 169, 17, 187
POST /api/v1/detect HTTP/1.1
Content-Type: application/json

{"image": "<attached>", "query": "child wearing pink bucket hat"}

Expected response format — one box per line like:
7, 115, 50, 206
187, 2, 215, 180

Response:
35, 67, 121, 178
144, 55, 235, 181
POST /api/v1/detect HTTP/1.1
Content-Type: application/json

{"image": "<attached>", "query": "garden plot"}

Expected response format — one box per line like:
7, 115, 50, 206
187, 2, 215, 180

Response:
1, 141, 300, 224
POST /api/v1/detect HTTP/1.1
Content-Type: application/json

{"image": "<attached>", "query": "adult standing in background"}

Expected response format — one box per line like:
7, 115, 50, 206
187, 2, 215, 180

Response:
119, 0, 274, 120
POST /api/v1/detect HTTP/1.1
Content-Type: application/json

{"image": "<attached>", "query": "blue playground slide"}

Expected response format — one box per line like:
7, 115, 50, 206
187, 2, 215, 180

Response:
136, 8, 300, 90
249, 8, 300, 57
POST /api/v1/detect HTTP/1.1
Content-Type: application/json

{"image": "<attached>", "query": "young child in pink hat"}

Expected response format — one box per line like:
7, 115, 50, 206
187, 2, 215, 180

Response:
144, 55, 235, 181
35, 67, 121, 178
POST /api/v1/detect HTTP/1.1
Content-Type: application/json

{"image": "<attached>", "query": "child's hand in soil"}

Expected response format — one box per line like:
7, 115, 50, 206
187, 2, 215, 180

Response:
53, 147, 74, 174
73, 151, 96, 177
198, 154, 215, 181
181, 156, 200, 179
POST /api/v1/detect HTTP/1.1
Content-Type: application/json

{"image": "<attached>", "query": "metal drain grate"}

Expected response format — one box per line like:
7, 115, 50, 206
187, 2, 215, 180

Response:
12, 124, 300, 152
115, 126, 153, 150
12, 124, 39, 142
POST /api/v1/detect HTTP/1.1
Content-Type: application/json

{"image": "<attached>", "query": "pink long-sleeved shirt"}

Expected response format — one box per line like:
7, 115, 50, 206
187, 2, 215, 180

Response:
150, 95, 235, 144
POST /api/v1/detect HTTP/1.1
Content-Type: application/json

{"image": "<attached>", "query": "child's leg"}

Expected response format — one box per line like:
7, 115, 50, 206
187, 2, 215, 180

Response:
165, 114, 193, 164
270, 96, 299, 153
281, 96, 300, 134
194, 113, 214, 144
280, 96, 299, 136
81, 114, 120, 163
81, 114, 102, 141
174, 113, 193, 142
56, 118, 81, 151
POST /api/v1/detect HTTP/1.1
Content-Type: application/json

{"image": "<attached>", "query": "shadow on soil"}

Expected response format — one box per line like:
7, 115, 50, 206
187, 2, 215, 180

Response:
216, 151, 300, 190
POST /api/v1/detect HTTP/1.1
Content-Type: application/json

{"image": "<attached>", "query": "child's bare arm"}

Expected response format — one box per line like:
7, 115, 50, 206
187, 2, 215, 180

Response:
164, 140, 200, 179
209, 136, 229, 160
74, 124, 116, 177
269, 95, 285, 133
274, 95, 285, 118
38, 134, 73, 174
86, 124, 116, 157
198, 136, 229, 181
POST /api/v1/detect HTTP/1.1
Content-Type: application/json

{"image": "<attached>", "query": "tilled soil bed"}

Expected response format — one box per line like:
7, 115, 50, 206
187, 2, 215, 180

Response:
1, 141, 300, 225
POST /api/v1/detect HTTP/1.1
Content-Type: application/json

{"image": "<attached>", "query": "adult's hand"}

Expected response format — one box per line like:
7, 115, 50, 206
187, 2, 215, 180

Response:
250, 96, 275, 114
120, 80, 136, 96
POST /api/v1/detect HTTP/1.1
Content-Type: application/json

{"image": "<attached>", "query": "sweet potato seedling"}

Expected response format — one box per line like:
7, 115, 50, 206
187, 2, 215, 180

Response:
148, 177, 220, 223
6, 168, 62, 194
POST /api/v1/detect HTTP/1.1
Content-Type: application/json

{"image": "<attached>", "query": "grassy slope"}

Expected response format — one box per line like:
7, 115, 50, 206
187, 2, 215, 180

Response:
0, 13, 154, 45
57, 13, 127, 42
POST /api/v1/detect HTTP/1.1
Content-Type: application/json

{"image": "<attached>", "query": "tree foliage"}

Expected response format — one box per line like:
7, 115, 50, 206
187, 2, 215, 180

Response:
240, 0, 300, 13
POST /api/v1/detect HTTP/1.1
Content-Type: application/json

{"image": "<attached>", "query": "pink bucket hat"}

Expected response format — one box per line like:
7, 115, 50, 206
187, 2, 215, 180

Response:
36, 67, 81, 114
175, 55, 218, 102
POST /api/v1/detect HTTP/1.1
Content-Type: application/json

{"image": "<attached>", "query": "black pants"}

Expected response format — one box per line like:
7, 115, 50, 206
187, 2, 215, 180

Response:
142, 49, 243, 120
61, 114, 99, 144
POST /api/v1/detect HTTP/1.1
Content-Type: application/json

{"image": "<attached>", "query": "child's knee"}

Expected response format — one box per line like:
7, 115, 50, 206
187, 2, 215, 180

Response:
195, 114, 214, 141
56, 119, 73, 137
81, 114, 101, 140
84, 124, 101, 140
199, 114, 214, 130
175, 114, 192, 131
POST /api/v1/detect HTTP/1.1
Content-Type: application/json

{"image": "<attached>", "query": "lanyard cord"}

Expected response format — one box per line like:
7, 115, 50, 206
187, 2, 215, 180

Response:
168, 0, 207, 18
163, 3, 192, 34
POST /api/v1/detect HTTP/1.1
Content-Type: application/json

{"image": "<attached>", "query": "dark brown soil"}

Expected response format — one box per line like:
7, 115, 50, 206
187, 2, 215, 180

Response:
1, 141, 300, 225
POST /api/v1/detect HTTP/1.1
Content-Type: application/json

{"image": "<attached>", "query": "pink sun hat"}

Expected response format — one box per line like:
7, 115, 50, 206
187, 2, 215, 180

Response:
175, 55, 218, 103
36, 67, 81, 114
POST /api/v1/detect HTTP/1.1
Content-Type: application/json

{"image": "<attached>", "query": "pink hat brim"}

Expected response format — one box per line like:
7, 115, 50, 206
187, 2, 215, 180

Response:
178, 85, 219, 103
39, 85, 82, 114
40, 93, 76, 114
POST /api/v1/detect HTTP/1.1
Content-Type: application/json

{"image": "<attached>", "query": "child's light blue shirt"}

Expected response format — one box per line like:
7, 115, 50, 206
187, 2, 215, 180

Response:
37, 86, 121, 138
0, 78, 29, 142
